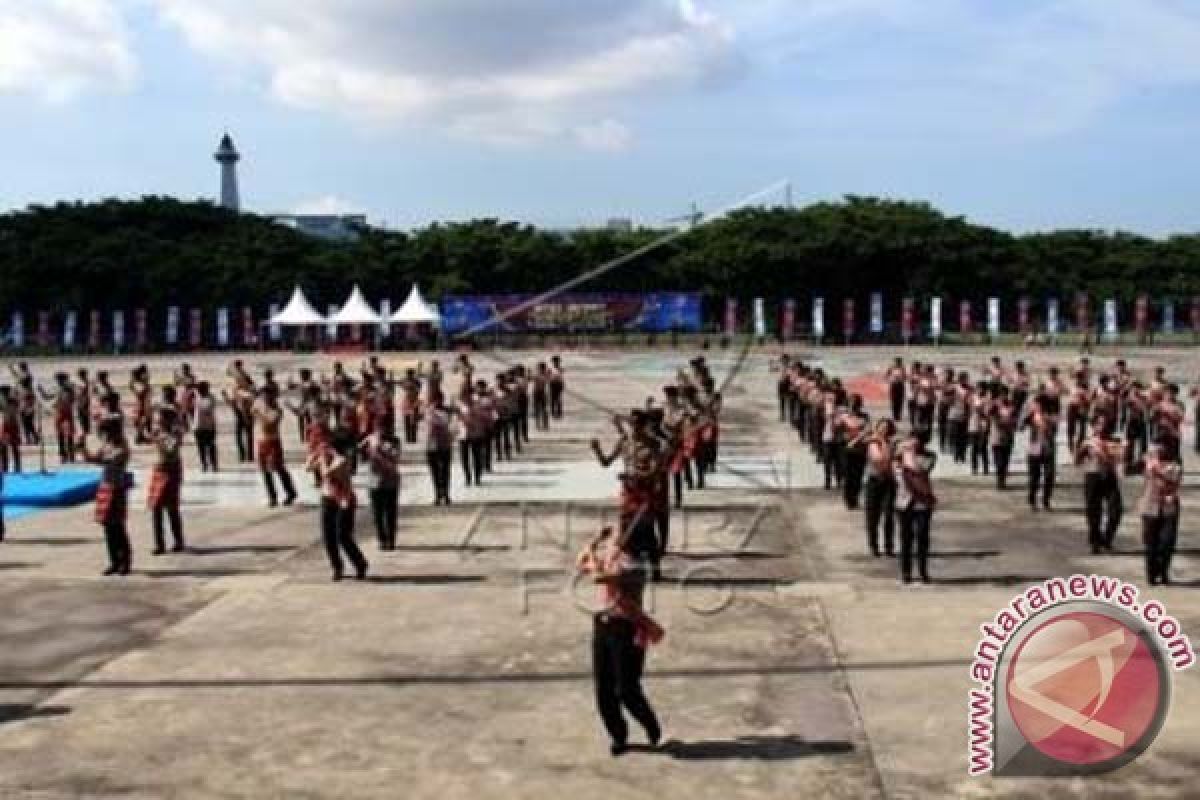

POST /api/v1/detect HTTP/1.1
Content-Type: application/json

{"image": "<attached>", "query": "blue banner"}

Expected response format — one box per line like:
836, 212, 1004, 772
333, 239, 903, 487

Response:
440, 293, 703, 334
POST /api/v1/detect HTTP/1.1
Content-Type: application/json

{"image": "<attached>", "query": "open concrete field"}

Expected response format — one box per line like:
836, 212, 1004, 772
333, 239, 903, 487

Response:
1, 345, 1199, 799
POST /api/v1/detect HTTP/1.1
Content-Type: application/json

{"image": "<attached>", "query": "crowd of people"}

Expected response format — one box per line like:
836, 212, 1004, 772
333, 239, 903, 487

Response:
0, 354, 569, 579
777, 354, 1191, 587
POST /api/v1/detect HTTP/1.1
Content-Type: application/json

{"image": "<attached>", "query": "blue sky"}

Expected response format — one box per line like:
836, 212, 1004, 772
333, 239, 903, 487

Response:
2, 0, 1200, 234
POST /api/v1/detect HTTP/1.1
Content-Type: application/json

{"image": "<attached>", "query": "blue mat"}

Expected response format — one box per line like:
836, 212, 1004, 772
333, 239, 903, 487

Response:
3, 505, 40, 521
1, 470, 104, 507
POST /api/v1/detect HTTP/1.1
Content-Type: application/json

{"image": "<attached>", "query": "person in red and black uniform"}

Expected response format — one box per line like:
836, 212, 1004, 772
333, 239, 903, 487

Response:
253, 385, 297, 508
576, 525, 663, 757
308, 440, 368, 581
80, 409, 132, 576
592, 410, 666, 581
147, 407, 186, 554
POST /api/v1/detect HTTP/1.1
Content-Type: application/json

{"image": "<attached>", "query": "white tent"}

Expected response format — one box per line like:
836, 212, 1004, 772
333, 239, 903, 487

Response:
328, 285, 383, 325
391, 285, 441, 325
268, 286, 327, 326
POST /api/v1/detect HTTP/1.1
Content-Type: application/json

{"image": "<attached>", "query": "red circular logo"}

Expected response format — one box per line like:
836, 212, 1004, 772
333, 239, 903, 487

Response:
1006, 611, 1164, 766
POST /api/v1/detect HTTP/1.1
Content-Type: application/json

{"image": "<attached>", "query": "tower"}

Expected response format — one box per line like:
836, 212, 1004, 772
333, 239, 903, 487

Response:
214, 132, 241, 212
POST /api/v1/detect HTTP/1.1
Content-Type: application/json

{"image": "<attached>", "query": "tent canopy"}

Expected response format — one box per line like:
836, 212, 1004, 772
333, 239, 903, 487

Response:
328, 285, 383, 325
268, 286, 326, 326
391, 285, 441, 325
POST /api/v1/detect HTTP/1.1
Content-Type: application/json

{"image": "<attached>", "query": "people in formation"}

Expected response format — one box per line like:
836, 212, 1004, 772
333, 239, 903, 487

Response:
0, 355, 573, 579
777, 354, 1190, 586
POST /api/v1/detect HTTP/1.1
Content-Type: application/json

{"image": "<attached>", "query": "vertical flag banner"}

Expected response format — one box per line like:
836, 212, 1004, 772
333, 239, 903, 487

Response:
870, 292, 883, 334
1135, 294, 1149, 336
987, 297, 1000, 336
113, 310, 125, 348
326, 305, 339, 338
1075, 292, 1089, 332
217, 308, 231, 348
10, 312, 24, 349
1163, 299, 1175, 335
724, 298, 738, 336
379, 299, 392, 337
268, 303, 282, 342
88, 311, 101, 349
166, 306, 180, 346
1047, 298, 1060, 335
1103, 298, 1118, 341
135, 309, 148, 349
63, 311, 77, 349
1017, 296, 1031, 334
812, 297, 825, 339
930, 297, 942, 338
753, 297, 765, 337
901, 297, 915, 341
242, 307, 255, 346
959, 299, 972, 334
781, 299, 796, 340
37, 311, 50, 347
842, 298, 855, 339
189, 309, 202, 348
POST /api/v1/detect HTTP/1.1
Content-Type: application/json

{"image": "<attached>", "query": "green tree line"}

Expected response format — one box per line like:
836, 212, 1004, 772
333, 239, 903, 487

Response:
1, 195, 1197, 317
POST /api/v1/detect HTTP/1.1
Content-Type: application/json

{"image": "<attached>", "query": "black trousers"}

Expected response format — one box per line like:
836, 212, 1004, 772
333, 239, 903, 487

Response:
1066, 408, 1086, 452
1125, 419, 1148, 470
370, 487, 398, 550
672, 463, 694, 508
992, 443, 1012, 489
234, 411, 254, 462
517, 398, 530, 443
426, 449, 452, 504
460, 438, 485, 485
1143, 513, 1179, 584
916, 403, 934, 434
970, 431, 990, 474
152, 505, 184, 552
533, 395, 549, 430
864, 475, 896, 555
822, 441, 842, 489
262, 465, 296, 506
76, 407, 91, 436
937, 406, 950, 451
1084, 472, 1122, 551
320, 498, 367, 577
890, 384, 905, 421
103, 520, 132, 573
549, 384, 564, 419
20, 412, 38, 445
592, 615, 660, 747
898, 507, 932, 583
949, 419, 968, 463
1027, 454, 1055, 508
842, 448, 866, 509
195, 429, 218, 471
403, 413, 419, 444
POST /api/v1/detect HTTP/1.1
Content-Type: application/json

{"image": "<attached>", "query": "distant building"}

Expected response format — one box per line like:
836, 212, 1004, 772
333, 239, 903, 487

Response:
272, 214, 369, 242
214, 133, 241, 212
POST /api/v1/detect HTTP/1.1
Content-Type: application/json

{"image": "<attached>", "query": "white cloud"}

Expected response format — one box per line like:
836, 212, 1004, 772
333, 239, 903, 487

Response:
155, 0, 736, 146
292, 194, 366, 215
0, 0, 136, 102
711, 0, 1200, 138
574, 119, 633, 152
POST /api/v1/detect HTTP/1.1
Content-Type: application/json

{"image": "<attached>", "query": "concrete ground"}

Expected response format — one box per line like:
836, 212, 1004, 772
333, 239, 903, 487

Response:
0, 345, 1198, 799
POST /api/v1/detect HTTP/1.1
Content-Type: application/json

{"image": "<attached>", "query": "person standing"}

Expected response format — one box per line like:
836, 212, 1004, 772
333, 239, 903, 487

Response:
896, 430, 937, 585
309, 442, 368, 581
253, 386, 297, 508
458, 391, 488, 487
990, 391, 1017, 490
424, 393, 455, 506
863, 419, 897, 557
1075, 414, 1123, 554
0, 387, 21, 474
360, 418, 401, 551
839, 394, 870, 510
968, 383, 991, 476
549, 355, 566, 420
192, 382, 219, 472
532, 363, 551, 431
886, 357, 906, 422
576, 525, 663, 757
147, 408, 186, 554
1024, 396, 1057, 511
1139, 439, 1183, 585
79, 413, 132, 576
